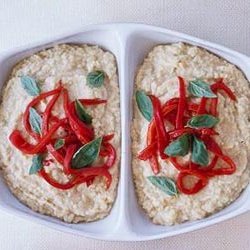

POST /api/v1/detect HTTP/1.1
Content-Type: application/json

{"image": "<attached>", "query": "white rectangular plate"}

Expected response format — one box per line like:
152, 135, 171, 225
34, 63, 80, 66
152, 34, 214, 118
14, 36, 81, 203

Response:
0, 23, 249, 241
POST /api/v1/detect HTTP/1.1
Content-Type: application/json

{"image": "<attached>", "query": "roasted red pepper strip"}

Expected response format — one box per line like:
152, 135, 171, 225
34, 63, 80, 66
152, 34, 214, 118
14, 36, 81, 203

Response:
147, 121, 160, 174
197, 97, 207, 115
177, 170, 208, 195
39, 168, 77, 190
176, 76, 186, 129
138, 142, 157, 161
211, 80, 237, 101
63, 90, 94, 143
9, 118, 67, 154
79, 98, 107, 105
150, 95, 169, 160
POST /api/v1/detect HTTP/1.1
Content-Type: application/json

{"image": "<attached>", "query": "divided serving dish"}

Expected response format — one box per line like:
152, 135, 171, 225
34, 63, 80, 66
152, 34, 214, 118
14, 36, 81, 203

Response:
0, 23, 250, 241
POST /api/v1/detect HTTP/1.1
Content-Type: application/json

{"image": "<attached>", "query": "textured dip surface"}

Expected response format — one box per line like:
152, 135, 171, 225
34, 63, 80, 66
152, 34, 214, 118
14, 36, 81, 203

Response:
0, 44, 120, 223
132, 43, 250, 225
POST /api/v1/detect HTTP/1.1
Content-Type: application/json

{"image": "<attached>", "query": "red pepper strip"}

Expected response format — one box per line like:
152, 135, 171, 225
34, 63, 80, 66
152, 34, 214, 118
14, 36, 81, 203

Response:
79, 98, 107, 105
188, 102, 199, 112
162, 104, 178, 117
203, 137, 223, 155
138, 142, 157, 161
150, 95, 169, 160
208, 154, 236, 176
169, 157, 189, 171
162, 98, 179, 108
147, 121, 160, 174
210, 98, 218, 116
177, 170, 208, 195
9, 118, 67, 154
203, 137, 236, 175
39, 168, 77, 190
42, 93, 61, 134
63, 90, 94, 143
211, 81, 237, 101
102, 142, 116, 168
103, 134, 114, 143
23, 86, 63, 140
168, 128, 217, 140
197, 97, 207, 115
74, 167, 112, 189
176, 76, 186, 129
169, 128, 193, 140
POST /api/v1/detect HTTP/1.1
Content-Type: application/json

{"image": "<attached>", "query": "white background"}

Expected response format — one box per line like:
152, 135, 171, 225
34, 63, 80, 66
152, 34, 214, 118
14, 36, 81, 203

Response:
0, 1, 250, 249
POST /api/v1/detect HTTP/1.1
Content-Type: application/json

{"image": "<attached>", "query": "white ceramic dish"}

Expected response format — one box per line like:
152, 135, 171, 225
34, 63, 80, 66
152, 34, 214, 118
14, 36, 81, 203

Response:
0, 23, 249, 241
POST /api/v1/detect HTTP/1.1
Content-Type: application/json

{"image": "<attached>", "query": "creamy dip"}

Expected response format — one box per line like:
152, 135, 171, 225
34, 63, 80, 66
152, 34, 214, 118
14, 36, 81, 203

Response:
0, 44, 120, 223
132, 43, 250, 225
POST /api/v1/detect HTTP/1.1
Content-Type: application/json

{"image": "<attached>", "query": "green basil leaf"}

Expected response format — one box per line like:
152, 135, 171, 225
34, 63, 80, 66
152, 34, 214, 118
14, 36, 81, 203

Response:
147, 176, 178, 196
187, 114, 219, 128
29, 107, 42, 134
164, 134, 190, 157
191, 135, 209, 166
71, 137, 102, 169
75, 99, 92, 124
29, 154, 43, 174
54, 139, 65, 150
87, 70, 105, 88
188, 80, 217, 98
20, 75, 41, 96
135, 90, 153, 121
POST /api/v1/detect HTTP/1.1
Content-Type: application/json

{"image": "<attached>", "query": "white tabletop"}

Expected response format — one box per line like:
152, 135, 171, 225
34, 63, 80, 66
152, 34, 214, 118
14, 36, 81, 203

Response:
0, 1, 249, 249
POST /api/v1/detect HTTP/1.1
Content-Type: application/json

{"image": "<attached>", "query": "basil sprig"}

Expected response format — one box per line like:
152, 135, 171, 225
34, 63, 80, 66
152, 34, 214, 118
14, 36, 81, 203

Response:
54, 139, 65, 150
20, 76, 41, 96
188, 80, 217, 98
71, 137, 102, 169
187, 114, 219, 128
87, 70, 105, 88
75, 99, 92, 124
164, 134, 190, 157
29, 107, 42, 134
191, 136, 209, 166
29, 154, 43, 174
136, 90, 153, 122
148, 176, 178, 196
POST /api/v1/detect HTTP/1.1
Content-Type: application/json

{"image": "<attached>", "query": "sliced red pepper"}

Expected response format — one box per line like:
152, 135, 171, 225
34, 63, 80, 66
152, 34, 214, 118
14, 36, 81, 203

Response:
150, 95, 169, 160
211, 80, 237, 101
79, 98, 107, 105
138, 142, 157, 161
197, 97, 207, 115
177, 170, 208, 195
63, 90, 94, 144
176, 76, 186, 129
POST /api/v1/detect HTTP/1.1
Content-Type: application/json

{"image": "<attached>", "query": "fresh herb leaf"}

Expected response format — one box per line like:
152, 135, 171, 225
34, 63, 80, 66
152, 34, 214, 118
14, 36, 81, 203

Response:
71, 137, 102, 169
20, 75, 41, 96
87, 70, 105, 88
191, 135, 209, 166
75, 99, 92, 124
164, 134, 190, 157
187, 114, 219, 128
147, 176, 178, 196
188, 80, 217, 98
29, 107, 42, 134
29, 154, 43, 174
54, 139, 65, 150
135, 90, 153, 121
